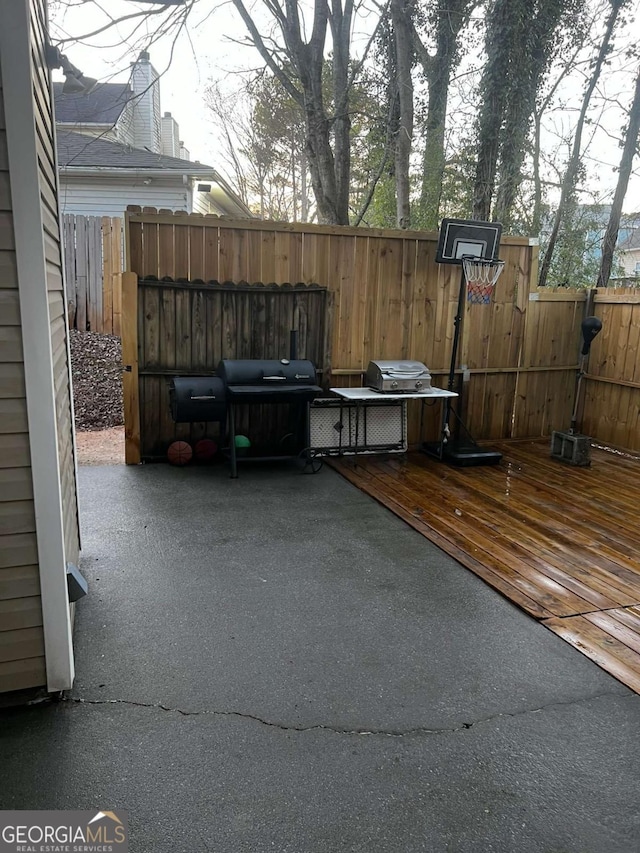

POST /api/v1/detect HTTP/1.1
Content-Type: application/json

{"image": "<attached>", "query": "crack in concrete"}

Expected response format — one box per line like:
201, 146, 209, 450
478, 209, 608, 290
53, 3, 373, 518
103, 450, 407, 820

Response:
65, 689, 632, 737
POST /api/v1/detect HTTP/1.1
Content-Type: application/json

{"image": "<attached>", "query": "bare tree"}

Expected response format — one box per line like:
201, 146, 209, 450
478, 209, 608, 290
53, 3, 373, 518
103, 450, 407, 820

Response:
206, 79, 313, 221
597, 64, 640, 287
538, 0, 625, 287
229, 0, 355, 224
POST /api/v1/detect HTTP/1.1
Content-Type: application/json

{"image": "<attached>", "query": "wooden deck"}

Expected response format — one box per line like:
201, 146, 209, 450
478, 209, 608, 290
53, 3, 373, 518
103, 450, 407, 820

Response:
332, 440, 640, 694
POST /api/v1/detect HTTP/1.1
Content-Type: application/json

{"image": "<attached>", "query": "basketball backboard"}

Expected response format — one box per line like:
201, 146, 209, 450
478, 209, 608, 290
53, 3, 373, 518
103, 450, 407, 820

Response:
435, 218, 502, 265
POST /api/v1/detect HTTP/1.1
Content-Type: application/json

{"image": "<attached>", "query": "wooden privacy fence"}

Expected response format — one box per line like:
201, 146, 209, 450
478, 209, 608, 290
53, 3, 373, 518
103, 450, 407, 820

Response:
124, 208, 591, 461
582, 286, 640, 451
62, 214, 123, 334
121, 274, 330, 461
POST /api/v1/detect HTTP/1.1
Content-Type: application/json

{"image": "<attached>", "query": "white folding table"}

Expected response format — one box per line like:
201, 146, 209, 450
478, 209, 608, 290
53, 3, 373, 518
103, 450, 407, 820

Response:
308, 387, 457, 457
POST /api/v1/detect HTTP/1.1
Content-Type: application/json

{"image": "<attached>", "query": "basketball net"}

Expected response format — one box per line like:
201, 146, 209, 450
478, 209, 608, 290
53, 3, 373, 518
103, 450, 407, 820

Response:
462, 257, 505, 305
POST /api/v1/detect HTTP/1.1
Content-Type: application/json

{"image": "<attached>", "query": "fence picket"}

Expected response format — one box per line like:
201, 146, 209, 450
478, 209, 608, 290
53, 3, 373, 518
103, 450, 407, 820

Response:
74, 215, 87, 332
112, 218, 123, 337
62, 214, 125, 335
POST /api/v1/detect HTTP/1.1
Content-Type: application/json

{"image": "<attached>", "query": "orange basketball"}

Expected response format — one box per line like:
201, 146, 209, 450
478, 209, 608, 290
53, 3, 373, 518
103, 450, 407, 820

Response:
194, 438, 218, 462
167, 440, 193, 466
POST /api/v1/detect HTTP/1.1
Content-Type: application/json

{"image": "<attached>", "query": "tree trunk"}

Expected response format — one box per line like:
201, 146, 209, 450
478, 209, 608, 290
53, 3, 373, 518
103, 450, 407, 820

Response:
420, 59, 448, 230
473, 92, 508, 220
472, 0, 512, 221
538, 0, 623, 287
231, 0, 353, 225
390, 0, 414, 228
531, 109, 543, 235
415, 0, 478, 229
305, 109, 339, 224
492, 0, 567, 229
330, 0, 353, 225
301, 148, 308, 221
597, 65, 640, 288
297, 25, 342, 224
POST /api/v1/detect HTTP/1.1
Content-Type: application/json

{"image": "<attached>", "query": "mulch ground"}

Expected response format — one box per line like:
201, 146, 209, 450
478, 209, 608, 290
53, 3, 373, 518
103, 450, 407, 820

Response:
70, 330, 124, 431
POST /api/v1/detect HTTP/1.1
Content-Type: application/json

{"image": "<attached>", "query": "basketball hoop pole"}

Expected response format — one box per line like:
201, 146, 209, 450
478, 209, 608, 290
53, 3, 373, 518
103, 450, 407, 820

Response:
433, 263, 467, 458
423, 219, 505, 465
448, 262, 469, 393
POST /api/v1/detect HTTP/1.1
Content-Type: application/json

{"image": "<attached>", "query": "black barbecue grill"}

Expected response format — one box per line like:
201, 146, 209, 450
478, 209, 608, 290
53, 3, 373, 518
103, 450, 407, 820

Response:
169, 376, 227, 424
217, 358, 323, 477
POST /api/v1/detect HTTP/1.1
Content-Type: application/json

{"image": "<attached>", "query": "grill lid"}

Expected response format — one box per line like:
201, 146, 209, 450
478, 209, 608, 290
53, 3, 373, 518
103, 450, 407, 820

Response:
368, 360, 430, 378
218, 359, 319, 386
217, 359, 323, 402
169, 376, 227, 423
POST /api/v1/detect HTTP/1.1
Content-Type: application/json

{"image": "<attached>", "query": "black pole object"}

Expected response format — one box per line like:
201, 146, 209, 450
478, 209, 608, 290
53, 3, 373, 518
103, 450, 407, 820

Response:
569, 316, 602, 432
570, 353, 587, 433
289, 329, 298, 360
581, 316, 602, 355
429, 266, 466, 458
437, 265, 467, 451
447, 266, 467, 392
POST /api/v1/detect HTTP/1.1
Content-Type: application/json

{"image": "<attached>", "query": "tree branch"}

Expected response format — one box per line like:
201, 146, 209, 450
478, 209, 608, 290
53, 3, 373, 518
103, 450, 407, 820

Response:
230, 0, 304, 106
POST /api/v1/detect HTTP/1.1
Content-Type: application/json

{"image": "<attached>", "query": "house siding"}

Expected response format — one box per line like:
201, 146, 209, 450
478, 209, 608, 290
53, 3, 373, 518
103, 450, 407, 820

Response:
161, 114, 180, 158
29, 0, 80, 573
113, 97, 136, 147
191, 187, 210, 215
0, 47, 45, 692
620, 247, 640, 277
131, 55, 161, 153
59, 175, 190, 217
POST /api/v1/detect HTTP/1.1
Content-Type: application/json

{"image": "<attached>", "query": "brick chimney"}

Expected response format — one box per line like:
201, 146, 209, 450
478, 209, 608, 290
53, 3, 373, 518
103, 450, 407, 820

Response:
130, 51, 161, 153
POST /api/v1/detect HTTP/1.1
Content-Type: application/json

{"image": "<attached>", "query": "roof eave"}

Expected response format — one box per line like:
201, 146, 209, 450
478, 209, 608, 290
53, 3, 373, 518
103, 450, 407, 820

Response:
59, 165, 218, 178
57, 121, 114, 129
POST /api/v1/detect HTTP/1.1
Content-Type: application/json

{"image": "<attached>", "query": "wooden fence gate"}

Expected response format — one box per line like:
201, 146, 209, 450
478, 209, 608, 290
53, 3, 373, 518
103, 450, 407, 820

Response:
122, 274, 331, 461
62, 214, 123, 334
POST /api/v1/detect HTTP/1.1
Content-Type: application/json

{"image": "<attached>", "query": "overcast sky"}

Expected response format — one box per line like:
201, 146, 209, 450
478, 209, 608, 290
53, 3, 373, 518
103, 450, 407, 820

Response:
50, 0, 250, 167
49, 0, 640, 213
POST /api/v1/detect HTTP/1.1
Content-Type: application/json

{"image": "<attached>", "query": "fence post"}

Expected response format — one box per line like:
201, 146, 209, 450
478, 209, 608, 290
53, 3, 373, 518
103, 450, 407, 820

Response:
121, 271, 140, 463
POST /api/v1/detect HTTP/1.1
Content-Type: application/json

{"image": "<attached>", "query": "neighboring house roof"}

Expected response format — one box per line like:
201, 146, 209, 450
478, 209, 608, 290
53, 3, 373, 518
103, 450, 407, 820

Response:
53, 82, 134, 126
56, 131, 254, 217
56, 130, 216, 174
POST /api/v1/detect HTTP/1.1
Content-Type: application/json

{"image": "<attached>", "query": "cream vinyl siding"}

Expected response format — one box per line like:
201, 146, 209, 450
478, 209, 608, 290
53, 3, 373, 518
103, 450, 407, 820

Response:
113, 99, 136, 147
130, 58, 161, 153
59, 175, 191, 217
191, 187, 211, 215
619, 247, 640, 277
29, 0, 79, 571
0, 56, 45, 692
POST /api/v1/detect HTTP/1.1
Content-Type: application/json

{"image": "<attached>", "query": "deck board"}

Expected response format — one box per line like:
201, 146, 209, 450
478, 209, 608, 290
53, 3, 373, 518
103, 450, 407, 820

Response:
332, 441, 640, 694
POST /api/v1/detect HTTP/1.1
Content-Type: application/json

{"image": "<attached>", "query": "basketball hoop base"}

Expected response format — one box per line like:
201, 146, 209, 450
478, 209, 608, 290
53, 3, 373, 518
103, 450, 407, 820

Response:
421, 440, 503, 467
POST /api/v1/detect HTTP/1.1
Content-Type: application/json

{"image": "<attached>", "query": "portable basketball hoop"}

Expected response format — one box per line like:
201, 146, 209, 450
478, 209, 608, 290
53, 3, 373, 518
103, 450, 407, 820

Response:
422, 218, 505, 467
462, 257, 505, 304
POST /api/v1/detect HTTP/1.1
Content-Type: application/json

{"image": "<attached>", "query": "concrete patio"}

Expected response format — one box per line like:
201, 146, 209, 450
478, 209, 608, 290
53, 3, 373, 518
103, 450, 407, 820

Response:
1, 462, 639, 852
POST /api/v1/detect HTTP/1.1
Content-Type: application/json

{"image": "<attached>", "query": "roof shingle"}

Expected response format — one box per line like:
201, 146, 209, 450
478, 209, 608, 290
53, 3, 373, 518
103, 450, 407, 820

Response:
54, 82, 134, 126
56, 130, 215, 173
